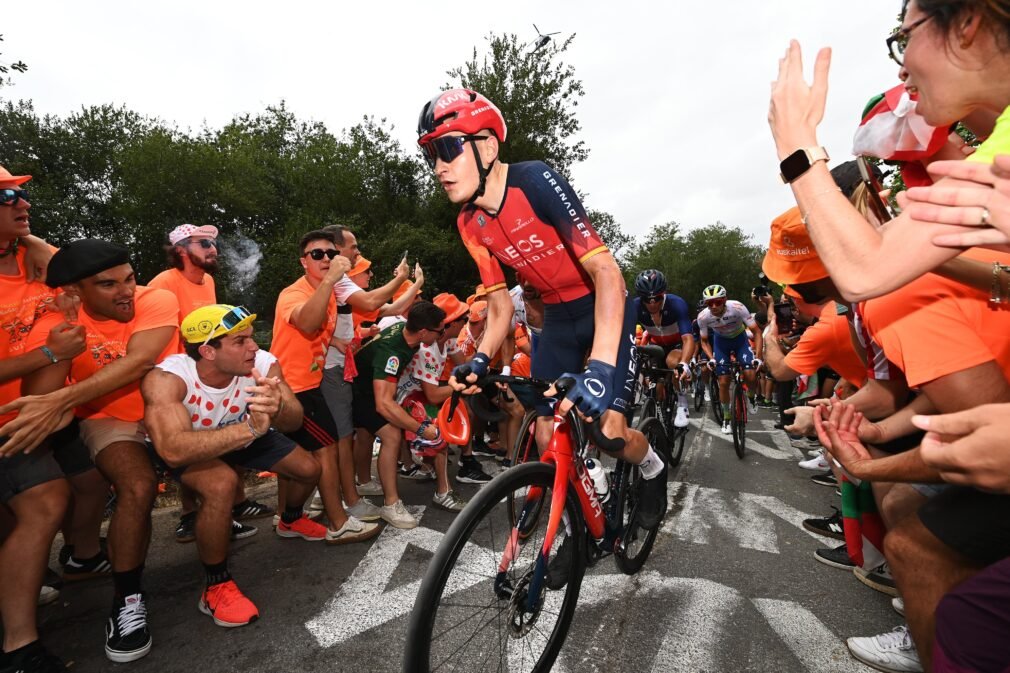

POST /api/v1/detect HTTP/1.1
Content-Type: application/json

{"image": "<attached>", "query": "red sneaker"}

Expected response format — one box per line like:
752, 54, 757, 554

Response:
199, 580, 259, 627
276, 514, 327, 541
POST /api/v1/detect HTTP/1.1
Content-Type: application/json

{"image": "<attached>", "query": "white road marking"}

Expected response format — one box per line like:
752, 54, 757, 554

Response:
752, 598, 874, 672
691, 420, 802, 460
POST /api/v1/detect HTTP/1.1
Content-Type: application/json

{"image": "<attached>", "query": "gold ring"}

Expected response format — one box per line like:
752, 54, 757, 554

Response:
982, 207, 992, 226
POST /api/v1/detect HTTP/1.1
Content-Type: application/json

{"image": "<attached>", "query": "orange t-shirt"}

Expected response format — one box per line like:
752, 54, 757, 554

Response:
26, 286, 179, 422
270, 276, 336, 393
860, 248, 1010, 388
0, 246, 61, 426
784, 305, 867, 388
147, 268, 216, 323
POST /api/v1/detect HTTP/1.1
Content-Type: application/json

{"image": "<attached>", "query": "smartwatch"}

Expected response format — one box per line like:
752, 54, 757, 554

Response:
779, 147, 830, 184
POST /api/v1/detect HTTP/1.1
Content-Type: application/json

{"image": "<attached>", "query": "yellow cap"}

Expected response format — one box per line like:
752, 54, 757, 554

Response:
181, 304, 257, 344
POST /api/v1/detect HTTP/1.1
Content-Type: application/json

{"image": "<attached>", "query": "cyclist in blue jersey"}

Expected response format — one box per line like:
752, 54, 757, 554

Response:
416, 88, 667, 530
697, 284, 763, 434
633, 270, 695, 428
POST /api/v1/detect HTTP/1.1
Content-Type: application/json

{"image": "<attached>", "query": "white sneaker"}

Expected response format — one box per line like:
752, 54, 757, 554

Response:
346, 498, 382, 522
433, 490, 468, 512
720, 421, 731, 434
674, 407, 689, 428
380, 500, 418, 529
356, 479, 384, 496
38, 585, 60, 606
846, 626, 922, 673
799, 452, 829, 470
704, 389, 711, 402
892, 597, 905, 617
325, 516, 381, 545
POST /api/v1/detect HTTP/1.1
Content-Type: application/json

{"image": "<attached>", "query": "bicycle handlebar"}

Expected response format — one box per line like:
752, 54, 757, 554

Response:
451, 374, 626, 454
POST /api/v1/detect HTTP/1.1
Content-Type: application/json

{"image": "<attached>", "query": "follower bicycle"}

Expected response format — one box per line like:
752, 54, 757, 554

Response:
635, 344, 688, 466
726, 361, 749, 459
403, 374, 669, 673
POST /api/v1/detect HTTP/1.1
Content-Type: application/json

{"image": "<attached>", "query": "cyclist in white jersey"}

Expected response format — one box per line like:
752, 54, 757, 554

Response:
697, 285, 763, 433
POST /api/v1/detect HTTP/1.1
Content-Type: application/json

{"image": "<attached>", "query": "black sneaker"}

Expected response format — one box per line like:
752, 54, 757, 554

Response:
232, 499, 275, 521
545, 536, 573, 590
810, 471, 838, 487
231, 520, 258, 540
635, 465, 669, 529
456, 458, 492, 484
105, 593, 152, 663
802, 507, 845, 541
813, 543, 856, 570
470, 438, 497, 458
0, 640, 67, 673
62, 550, 112, 582
175, 512, 196, 544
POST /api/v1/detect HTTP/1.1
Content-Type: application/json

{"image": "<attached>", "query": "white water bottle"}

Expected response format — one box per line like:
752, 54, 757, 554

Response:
585, 458, 610, 503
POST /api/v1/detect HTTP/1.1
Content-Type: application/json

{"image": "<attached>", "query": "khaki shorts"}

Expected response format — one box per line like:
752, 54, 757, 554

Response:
78, 418, 147, 460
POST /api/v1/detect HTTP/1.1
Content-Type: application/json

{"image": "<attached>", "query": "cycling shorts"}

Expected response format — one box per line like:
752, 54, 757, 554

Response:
712, 332, 754, 376
530, 293, 638, 418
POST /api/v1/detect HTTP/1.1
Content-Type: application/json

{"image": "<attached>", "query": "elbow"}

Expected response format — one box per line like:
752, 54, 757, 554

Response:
158, 444, 186, 469
835, 278, 879, 303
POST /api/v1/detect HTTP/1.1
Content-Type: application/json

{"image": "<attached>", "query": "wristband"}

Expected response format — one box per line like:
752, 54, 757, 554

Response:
39, 345, 59, 365
246, 415, 266, 439
500, 365, 511, 377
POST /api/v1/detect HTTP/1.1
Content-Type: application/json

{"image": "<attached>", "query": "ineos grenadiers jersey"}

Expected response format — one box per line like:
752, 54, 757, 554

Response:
697, 300, 756, 339
634, 294, 692, 347
458, 161, 608, 305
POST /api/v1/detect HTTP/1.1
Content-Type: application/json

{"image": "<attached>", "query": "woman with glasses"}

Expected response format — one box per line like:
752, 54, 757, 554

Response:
767, 0, 1010, 301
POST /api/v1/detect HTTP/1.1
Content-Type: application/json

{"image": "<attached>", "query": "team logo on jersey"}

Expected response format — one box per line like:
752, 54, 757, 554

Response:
477, 214, 487, 227
482, 236, 495, 246
384, 356, 400, 375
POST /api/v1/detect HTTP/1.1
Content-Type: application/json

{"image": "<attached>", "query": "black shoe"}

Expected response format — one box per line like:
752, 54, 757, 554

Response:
105, 593, 152, 663
813, 543, 856, 570
0, 640, 67, 673
802, 507, 845, 541
810, 471, 838, 487
470, 438, 496, 458
773, 422, 785, 430
232, 498, 275, 521
545, 536, 573, 590
175, 512, 196, 544
456, 458, 492, 484
635, 465, 668, 529
231, 520, 258, 540
62, 550, 113, 582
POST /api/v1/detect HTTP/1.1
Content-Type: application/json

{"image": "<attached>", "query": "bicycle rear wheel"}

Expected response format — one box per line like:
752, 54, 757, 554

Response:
731, 380, 747, 459
404, 462, 587, 673
614, 416, 667, 575
668, 425, 687, 466
508, 410, 540, 468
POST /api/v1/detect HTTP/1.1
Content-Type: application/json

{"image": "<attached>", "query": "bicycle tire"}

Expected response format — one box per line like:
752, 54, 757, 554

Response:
708, 377, 723, 425
508, 410, 540, 468
614, 416, 667, 575
731, 380, 746, 459
403, 462, 587, 673
668, 425, 687, 466
693, 377, 705, 413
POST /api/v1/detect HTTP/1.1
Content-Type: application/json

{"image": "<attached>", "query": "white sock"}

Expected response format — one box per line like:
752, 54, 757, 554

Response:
678, 392, 689, 410
638, 445, 665, 480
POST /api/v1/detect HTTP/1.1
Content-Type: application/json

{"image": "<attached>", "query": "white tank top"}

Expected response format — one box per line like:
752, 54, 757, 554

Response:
156, 350, 279, 444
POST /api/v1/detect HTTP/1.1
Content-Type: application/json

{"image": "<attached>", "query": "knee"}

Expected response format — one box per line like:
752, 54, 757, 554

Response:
191, 469, 239, 505
286, 455, 321, 484
22, 480, 71, 529
115, 473, 158, 509
883, 524, 921, 570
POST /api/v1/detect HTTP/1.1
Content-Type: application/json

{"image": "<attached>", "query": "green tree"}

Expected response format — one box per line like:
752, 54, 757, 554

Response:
625, 222, 765, 313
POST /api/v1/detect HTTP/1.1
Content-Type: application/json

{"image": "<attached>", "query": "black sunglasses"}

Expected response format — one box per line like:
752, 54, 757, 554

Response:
304, 249, 339, 261
886, 15, 931, 65
202, 305, 254, 346
643, 294, 664, 304
195, 239, 217, 249
420, 135, 488, 169
0, 189, 29, 206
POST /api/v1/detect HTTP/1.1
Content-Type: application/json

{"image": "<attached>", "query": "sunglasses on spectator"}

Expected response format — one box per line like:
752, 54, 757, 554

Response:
0, 189, 29, 206
428, 325, 447, 336
203, 305, 254, 346
643, 294, 664, 304
886, 15, 930, 65
193, 239, 217, 249
304, 249, 339, 261
706, 298, 726, 307
421, 135, 489, 169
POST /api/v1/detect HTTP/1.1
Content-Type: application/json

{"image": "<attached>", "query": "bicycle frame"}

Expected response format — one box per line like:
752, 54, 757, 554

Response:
497, 408, 606, 612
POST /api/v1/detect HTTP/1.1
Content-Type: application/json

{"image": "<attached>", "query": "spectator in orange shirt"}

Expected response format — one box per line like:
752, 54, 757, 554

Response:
2, 239, 179, 664
148, 223, 272, 540
0, 167, 85, 672
270, 230, 378, 545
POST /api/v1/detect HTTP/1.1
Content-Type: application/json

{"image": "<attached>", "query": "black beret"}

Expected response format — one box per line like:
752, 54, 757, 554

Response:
46, 239, 132, 288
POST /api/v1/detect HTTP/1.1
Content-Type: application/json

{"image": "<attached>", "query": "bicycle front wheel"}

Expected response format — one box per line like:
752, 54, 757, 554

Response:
614, 416, 668, 575
404, 462, 588, 673
708, 377, 723, 425
731, 380, 747, 459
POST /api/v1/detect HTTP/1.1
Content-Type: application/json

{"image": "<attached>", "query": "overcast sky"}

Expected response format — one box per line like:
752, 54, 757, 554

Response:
10, 1, 901, 247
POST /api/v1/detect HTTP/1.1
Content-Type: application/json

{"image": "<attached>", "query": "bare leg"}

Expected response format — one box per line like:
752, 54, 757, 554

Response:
64, 467, 107, 558
180, 462, 237, 566
1, 479, 69, 652
377, 424, 403, 507
336, 434, 361, 507
353, 431, 374, 486
313, 444, 348, 530
94, 442, 158, 571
